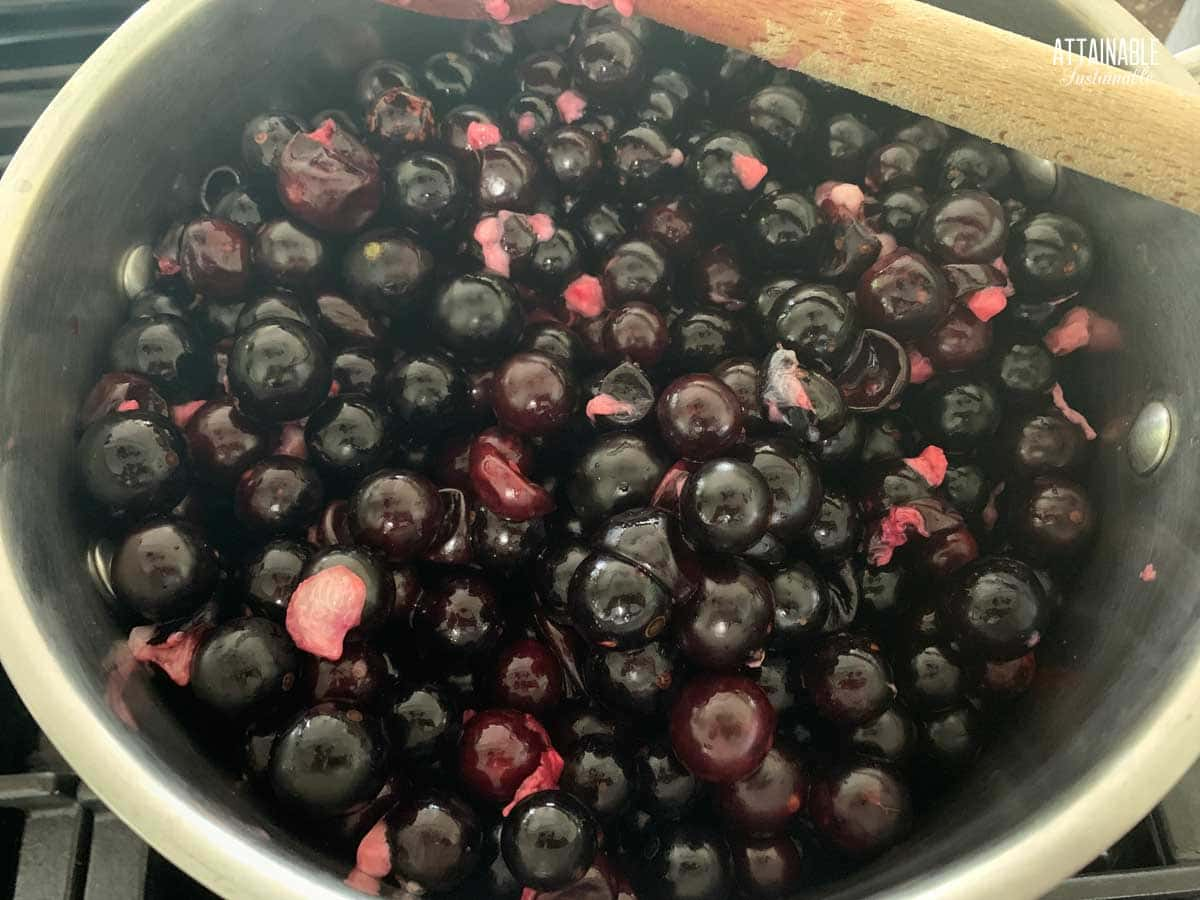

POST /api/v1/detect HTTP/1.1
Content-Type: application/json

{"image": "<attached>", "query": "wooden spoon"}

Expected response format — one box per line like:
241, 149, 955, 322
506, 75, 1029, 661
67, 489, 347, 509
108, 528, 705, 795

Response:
387, 0, 1200, 216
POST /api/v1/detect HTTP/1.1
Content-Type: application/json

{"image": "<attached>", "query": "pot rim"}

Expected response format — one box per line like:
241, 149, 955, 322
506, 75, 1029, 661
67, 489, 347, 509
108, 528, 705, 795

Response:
0, 2, 1197, 899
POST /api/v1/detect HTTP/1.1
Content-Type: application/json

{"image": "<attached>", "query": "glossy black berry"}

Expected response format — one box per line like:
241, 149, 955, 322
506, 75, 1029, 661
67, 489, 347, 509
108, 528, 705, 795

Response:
688, 131, 769, 210
739, 84, 812, 162
112, 518, 220, 623
388, 151, 466, 236
236, 292, 317, 333
478, 141, 540, 212
355, 60, 421, 112
386, 682, 460, 760
824, 112, 879, 181
636, 742, 701, 820
937, 137, 1012, 195
569, 551, 671, 649
79, 412, 190, 518
917, 374, 1002, 451
1012, 475, 1096, 559
385, 791, 482, 892
849, 706, 917, 765
586, 641, 676, 719
804, 634, 894, 726
746, 192, 827, 270
642, 824, 732, 900
677, 558, 775, 670
191, 617, 301, 718
108, 315, 213, 403
253, 219, 328, 291
228, 319, 331, 423
422, 51, 479, 107
235, 457, 324, 535
613, 124, 681, 196
679, 459, 771, 554
384, 352, 466, 438
502, 790, 598, 890
942, 556, 1047, 661
804, 490, 861, 562
918, 190, 1008, 264
241, 112, 306, 181
542, 126, 605, 193
269, 703, 388, 818
771, 283, 859, 373
602, 239, 671, 307
567, 432, 666, 524
343, 230, 435, 317
1006, 212, 1094, 299
769, 562, 831, 648
432, 273, 525, 364
572, 25, 645, 99
243, 539, 310, 621
560, 734, 636, 820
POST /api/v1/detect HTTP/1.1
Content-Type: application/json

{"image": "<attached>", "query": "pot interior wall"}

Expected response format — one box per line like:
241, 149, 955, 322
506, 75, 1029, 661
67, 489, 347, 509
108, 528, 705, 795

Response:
1, 1, 1199, 897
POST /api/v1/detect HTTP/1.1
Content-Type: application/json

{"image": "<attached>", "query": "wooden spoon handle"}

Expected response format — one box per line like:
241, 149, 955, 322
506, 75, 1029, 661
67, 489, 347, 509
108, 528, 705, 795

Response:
635, 0, 1200, 214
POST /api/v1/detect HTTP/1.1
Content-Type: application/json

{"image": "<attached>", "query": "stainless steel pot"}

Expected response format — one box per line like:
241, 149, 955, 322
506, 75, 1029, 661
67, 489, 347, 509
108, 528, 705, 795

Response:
1, 1, 1199, 898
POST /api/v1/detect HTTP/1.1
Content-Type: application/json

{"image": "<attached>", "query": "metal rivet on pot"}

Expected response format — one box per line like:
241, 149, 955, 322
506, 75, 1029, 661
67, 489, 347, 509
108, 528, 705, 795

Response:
87, 538, 117, 602
1128, 400, 1173, 476
119, 243, 156, 300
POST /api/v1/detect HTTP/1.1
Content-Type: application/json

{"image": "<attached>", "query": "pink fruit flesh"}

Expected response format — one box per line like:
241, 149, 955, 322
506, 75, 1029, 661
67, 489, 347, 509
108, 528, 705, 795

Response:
1044, 306, 1122, 355
356, 820, 392, 878
1050, 383, 1097, 440
907, 347, 935, 384
904, 446, 948, 486
762, 349, 814, 414
1140, 563, 1157, 583
128, 625, 209, 687
472, 445, 555, 520
585, 393, 636, 423
503, 746, 565, 815
344, 870, 381, 896
308, 119, 336, 147
1044, 307, 1090, 355
117, 399, 141, 412
652, 460, 695, 510
527, 213, 556, 241
731, 153, 768, 190
564, 274, 606, 317
286, 565, 367, 661
613, 0, 635, 15
666, 148, 685, 167
555, 90, 588, 124
484, 0, 512, 21
467, 121, 503, 150
874, 231, 899, 256
992, 256, 1015, 296
474, 216, 512, 277
868, 505, 931, 566
171, 400, 207, 429
965, 286, 1007, 322
503, 714, 564, 815
816, 181, 865, 221
517, 111, 538, 138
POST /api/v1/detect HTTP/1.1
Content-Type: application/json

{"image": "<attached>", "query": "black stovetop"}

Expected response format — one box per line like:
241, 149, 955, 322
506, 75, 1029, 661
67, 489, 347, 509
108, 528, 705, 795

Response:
5, 2, 1200, 898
